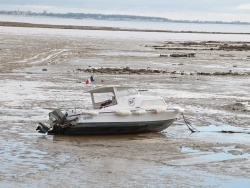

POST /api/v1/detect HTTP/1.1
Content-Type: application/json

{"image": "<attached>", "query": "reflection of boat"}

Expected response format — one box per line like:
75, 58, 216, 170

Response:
36, 86, 184, 135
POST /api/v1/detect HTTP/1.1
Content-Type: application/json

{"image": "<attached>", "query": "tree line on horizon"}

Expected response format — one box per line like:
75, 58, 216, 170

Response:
0, 10, 249, 25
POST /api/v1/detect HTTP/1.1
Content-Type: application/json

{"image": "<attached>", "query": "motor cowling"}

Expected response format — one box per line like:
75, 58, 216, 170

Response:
49, 109, 66, 124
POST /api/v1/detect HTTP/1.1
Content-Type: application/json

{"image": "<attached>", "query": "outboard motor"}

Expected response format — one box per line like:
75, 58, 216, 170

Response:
36, 109, 66, 134
37, 109, 78, 134
36, 122, 50, 133
49, 109, 66, 124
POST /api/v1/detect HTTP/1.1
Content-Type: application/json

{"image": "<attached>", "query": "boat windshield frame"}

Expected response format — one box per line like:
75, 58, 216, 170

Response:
114, 87, 139, 98
88, 86, 139, 109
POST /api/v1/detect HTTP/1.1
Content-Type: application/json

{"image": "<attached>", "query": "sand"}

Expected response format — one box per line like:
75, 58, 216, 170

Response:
0, 26, 250, 187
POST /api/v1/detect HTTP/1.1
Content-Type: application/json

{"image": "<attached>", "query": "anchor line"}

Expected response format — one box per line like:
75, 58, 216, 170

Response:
181, 113, 200, 133
180, 113, 249, 134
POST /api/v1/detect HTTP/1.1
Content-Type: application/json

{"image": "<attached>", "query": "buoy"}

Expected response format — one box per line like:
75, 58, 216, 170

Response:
80, 110, 99, 116
174, 107, 185, 113
88, 110, 99, 116
154, 107, 166, 114
166, 107, 185, 113
115, 110, 131, 116
132, 110, 147, 115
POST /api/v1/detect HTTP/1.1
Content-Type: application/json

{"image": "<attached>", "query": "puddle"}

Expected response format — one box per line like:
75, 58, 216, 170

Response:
181, 147, 208, 154
0, 136, 71, 178
165, 124, 250, 144
19, 132, 51, 139
189, 125, 250, 144
177, 146, 250, 165
197, 124, 250, 133
147, 145, 250, 186
50, 132, 166, 142
147, 166, 250, 188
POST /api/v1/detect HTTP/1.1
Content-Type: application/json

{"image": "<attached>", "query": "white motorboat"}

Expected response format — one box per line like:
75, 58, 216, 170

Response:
36, 86, 184, 135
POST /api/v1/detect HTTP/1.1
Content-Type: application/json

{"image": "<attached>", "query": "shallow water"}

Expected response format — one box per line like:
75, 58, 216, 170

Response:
148, 166, 250, 188
189, 125, 250, 144
2, 15, 250, 33
180, 146, 250, 164
2, 26, 250, 42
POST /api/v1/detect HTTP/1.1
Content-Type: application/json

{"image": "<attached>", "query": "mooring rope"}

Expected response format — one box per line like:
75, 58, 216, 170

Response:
180, 113, 250, 134
181, 113, 200, 133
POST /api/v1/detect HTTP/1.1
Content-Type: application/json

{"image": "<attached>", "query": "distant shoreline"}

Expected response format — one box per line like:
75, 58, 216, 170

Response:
1, 21, 250, 35
1, 11, 250, 25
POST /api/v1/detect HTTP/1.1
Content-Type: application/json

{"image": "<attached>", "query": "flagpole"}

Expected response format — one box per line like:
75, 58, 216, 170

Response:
92, 69, 95, 88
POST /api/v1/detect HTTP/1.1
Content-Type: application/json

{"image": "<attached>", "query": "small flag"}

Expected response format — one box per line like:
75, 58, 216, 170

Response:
85, 75, 95, 84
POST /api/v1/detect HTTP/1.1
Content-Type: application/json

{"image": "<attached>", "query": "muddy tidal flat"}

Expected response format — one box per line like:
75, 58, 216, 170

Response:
0, 25, 250, 187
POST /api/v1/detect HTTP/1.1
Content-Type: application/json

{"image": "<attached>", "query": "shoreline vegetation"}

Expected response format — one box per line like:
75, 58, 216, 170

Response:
1, 21, 250, 35
1, 10, 250, 25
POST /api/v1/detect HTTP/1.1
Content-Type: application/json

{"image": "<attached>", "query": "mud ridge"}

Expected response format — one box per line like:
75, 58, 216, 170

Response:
1, 21, 250, 35
76, 67, 250, 76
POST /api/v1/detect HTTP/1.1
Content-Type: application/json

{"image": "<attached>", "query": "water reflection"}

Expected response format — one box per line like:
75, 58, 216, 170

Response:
51, 132, 167, 142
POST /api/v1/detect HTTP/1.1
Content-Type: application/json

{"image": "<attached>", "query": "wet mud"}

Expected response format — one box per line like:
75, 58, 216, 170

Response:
0, 29, 250, 187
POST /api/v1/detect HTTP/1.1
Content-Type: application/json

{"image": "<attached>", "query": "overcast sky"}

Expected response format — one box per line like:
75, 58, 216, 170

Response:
1, 0, 250, 22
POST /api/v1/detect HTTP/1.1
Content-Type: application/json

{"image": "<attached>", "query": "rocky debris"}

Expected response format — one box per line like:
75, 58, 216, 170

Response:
225, 101, 250, 112
227, 150, 243, 155
219, 54, 235, 57
76, 67, 169, 75
170, 53, 195, 57
159, 54, 169, 57
160, 53, 196, 58
219, 44, 250, 51
76, 67, 250, 76
197, 71, 250, 76
180, 42, 200, 46
42, 69, 47, 71
150, 41, 250, 51
155, 47, 196, 50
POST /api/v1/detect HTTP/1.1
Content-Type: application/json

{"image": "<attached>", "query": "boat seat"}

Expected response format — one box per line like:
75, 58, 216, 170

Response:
100, 99, 112, 109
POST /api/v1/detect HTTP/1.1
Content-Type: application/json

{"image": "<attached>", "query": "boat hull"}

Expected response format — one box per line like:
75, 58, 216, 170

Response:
48, 119, 176, 135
